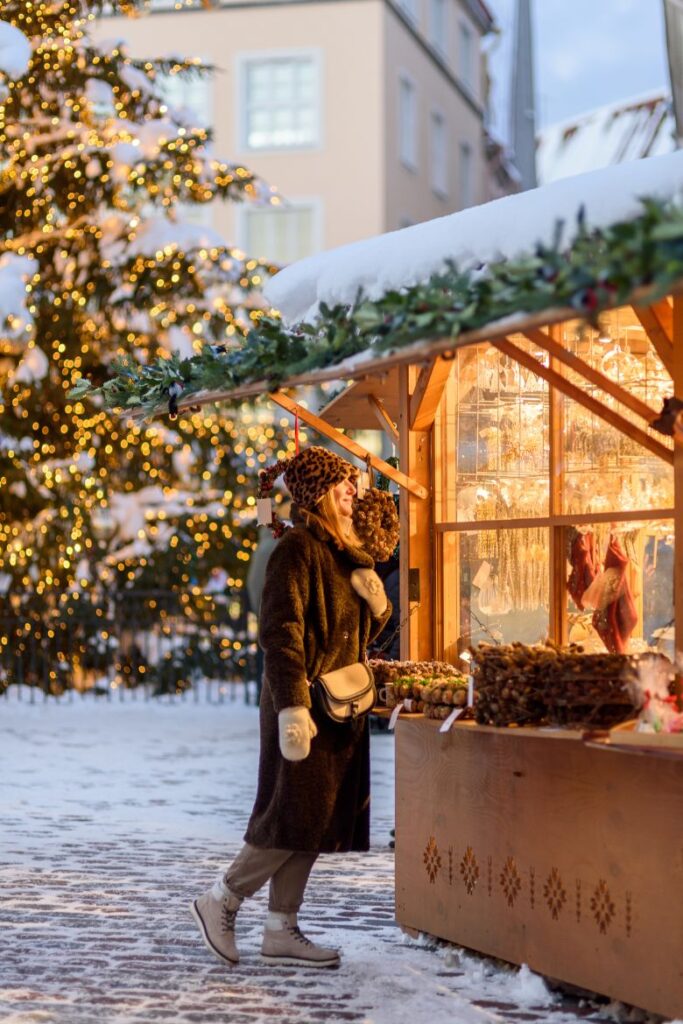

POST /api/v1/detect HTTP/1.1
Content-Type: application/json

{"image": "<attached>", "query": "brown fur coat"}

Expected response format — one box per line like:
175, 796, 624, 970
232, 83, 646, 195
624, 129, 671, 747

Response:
244, 519, 391, 853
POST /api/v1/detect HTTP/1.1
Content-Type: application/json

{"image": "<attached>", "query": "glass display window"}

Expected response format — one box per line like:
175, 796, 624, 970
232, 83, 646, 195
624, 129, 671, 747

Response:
565, 519, 674, 659
436, 340, 550, 524
556, 311, 673, 515
441, 527, 550, 663
436, 307, 675, 662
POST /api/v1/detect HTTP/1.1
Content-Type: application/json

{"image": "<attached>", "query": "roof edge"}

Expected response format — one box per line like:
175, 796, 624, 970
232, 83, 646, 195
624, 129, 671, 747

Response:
460, 0, 496, 34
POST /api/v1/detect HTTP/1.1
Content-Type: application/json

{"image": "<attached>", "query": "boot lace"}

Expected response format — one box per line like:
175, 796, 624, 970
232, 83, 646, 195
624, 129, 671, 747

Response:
288, 925, 313, 946
221, 901, 238, 933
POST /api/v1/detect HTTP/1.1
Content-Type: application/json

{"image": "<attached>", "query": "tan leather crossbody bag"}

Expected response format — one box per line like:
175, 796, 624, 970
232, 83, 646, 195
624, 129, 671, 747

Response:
310, 662, 376, 724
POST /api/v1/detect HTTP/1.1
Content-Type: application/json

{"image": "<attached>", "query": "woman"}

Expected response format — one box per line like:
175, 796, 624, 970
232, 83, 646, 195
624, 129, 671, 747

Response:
190, 446, 392, 968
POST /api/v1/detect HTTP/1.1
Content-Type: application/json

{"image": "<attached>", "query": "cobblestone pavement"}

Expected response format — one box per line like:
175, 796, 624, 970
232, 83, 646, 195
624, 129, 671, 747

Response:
0, 690, 655, 1024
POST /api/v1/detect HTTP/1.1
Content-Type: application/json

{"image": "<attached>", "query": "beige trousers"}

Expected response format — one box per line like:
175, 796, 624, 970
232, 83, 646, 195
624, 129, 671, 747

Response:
224, 843, 318, 913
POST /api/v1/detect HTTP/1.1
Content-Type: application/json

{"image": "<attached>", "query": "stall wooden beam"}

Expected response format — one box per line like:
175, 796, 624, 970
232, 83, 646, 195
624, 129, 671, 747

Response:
524, 328, 658, 423
409, 357, 455, 431
267, 391, 428, 499
436, 507, 675, 532
398, 366, 434, 660
634, 303, 674, 376
367, 394, 400, 442
492, 338, 673, 466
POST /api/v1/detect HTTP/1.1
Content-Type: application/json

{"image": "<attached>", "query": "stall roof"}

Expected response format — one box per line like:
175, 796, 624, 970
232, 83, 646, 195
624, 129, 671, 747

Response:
264, 151, 683, 326
536, 92, 675, 185
319, 367, 400, 431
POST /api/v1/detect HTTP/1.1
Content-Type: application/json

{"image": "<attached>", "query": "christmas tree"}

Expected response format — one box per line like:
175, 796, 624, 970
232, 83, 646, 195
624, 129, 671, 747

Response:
0, 0, 289, 695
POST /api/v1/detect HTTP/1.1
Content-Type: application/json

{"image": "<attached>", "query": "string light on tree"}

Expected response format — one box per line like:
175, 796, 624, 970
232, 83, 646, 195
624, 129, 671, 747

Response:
0, 0, 289, 694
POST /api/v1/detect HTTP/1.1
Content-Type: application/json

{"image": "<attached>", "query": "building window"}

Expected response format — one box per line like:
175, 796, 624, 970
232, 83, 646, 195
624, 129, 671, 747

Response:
430, 111, 448, 198
399, 75, 418, 170
241, 202, 319, 265
397, 0, 419, 24
458, 20, 475, 92
459, 141, 474, 208
158, 67, 212, 128
429, 0, 447, 56
241, 54, 319, 151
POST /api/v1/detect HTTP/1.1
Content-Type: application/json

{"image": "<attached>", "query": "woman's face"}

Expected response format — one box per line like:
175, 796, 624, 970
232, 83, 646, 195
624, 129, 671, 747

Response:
332, 477, 356, 518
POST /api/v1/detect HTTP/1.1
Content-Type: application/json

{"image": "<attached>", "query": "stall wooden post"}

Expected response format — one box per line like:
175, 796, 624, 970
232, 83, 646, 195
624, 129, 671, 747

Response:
548, 326, 567, 644
398, 365, 433, 660
674, 296, 683, 685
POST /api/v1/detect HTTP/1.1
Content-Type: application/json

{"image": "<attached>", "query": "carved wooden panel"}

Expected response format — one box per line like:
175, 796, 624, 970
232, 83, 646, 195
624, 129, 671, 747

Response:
395, 720, 683, 1020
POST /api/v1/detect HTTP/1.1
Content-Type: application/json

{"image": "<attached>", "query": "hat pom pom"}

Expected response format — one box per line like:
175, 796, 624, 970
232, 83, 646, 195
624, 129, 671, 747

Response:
352, 488, 400, 562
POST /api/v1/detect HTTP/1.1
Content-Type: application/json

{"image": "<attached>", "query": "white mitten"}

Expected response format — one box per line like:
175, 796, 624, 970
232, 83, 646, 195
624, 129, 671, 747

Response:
350, 568, 388, 617
278, 706, 318, 761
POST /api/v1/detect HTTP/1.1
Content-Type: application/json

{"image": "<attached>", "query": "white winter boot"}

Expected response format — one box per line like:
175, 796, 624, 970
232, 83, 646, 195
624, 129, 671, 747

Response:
190, 879, 242, 965
260, 911, 340, 968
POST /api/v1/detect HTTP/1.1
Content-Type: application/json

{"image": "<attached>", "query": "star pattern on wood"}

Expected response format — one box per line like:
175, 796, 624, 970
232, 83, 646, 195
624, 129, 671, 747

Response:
543, 867, 567, 920
459, 845, 480, 895
590, 878, 616, 934
499, 856, 522, 908
423, 836, 442, 884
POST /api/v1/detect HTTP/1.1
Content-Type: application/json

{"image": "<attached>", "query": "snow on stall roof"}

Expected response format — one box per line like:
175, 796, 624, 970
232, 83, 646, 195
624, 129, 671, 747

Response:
537, 92, 676, 185
264, 150, 683, 326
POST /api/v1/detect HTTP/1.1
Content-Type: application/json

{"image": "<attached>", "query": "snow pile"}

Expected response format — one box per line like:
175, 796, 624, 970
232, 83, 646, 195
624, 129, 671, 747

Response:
9, 342, 49, 385
264, 150, 683, 325
124, 215, 227, 259
0, 430, 33, 454
0, 253, 37, 339
508, 962, 555, 1005
1, 692, 624, 1024
0, 20, 31, 81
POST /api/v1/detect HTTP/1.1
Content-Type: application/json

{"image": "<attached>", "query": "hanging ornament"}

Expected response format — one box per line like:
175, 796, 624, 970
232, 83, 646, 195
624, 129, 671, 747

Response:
353, 487, 400, 562
166, 380, 184, 420
256, 459, 291, 538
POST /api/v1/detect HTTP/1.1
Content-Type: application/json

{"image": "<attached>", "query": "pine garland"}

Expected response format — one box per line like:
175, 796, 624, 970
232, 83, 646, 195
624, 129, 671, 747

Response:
72, 198, 683, 417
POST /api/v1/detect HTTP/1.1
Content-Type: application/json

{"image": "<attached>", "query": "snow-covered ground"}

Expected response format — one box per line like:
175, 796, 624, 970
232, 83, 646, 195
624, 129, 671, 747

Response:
0, 686, 667, 1024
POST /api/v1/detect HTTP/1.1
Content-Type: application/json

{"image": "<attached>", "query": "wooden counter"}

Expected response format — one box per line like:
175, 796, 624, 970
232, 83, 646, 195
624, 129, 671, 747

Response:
394, 718, 683, 1019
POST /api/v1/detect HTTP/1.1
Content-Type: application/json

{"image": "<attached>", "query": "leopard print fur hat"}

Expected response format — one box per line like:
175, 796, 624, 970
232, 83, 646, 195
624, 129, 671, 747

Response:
259, 446, 357, 516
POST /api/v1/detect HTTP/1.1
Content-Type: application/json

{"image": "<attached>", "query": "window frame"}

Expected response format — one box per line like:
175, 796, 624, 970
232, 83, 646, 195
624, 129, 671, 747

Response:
397, 0, 420, 25
398, 71, 419, 172
157, 60, 213, 130
428, 0, 448, 59
430, 108, 449, 199
458, 18, 476, 93
235, 48, 324, 154
458, 139, 474, 209
235, 197, 324, 265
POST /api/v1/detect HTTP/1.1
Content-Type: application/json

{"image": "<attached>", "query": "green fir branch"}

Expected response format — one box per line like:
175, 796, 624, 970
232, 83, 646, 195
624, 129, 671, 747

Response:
74, 198, 683, 418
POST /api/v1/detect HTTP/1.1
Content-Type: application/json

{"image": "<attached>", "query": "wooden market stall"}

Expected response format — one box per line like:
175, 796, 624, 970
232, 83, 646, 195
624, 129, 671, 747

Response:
166, 154, 683, 1017
295, 289, 683, 1022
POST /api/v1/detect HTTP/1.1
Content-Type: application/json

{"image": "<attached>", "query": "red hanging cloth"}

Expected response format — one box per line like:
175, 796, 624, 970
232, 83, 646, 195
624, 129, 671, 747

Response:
591, 537, 638, 654
567, 530, 599, 610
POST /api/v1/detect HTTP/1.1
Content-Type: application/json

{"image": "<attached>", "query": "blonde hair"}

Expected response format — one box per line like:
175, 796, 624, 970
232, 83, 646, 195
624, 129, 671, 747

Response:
305, 486, 362, 551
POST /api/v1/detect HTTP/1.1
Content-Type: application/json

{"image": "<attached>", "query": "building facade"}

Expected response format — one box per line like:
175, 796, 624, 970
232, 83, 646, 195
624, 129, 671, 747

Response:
97, 0, 497, 264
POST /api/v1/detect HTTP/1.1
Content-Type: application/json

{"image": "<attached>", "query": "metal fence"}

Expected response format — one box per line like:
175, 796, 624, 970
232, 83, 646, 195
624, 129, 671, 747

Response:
0, 589, 258, 703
